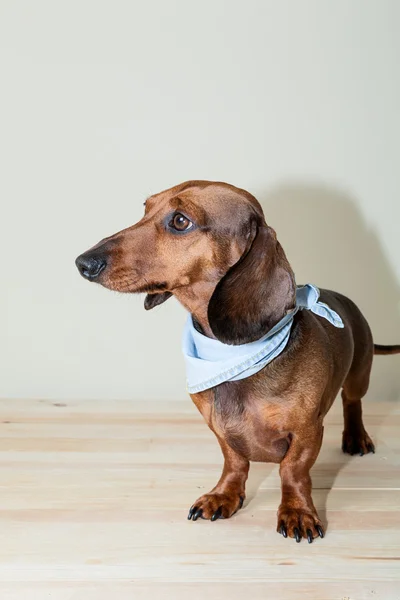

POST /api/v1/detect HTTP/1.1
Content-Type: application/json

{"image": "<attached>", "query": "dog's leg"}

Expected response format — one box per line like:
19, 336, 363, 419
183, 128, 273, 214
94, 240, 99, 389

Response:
342, 391, 375, 456
342, 353, 375, 456
187, 436, 249, 521
277, 423, 324, 542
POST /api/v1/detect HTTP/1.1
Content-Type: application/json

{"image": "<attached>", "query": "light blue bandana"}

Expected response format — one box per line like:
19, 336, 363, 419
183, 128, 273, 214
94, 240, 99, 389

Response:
182, 284, 344, 394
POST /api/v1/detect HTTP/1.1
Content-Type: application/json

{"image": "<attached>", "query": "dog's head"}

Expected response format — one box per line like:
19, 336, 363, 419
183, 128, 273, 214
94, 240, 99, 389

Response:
76, 180, 295, 344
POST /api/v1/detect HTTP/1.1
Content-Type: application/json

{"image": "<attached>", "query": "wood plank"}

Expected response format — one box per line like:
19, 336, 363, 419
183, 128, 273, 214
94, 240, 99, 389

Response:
0, 398, 399, 598
0, 582, 398, 600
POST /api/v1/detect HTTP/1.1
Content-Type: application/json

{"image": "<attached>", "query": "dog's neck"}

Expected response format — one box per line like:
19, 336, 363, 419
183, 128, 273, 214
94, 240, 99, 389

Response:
173, 281, 217, 339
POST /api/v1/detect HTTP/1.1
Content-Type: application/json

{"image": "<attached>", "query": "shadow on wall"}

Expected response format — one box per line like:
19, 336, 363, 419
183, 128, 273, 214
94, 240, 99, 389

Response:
259, 182, 400, 401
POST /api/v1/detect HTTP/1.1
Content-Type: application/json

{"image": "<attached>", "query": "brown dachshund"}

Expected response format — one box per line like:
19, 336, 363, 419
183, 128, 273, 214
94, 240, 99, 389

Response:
76, 180, 400, 543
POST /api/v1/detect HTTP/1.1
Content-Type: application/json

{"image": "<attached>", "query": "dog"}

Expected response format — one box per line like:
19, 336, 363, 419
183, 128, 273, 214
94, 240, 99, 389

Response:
76, 180, 400, 543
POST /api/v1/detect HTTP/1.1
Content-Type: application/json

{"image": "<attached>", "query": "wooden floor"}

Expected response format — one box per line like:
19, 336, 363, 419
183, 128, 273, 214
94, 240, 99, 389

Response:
0, 397, 399, 600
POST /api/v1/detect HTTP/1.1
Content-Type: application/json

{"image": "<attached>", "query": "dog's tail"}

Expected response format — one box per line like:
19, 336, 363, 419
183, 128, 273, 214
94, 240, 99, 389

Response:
374, 344, 400, 355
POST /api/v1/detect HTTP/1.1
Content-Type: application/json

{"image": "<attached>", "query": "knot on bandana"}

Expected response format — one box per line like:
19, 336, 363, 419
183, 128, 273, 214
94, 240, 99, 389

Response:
182, 284, 344, 394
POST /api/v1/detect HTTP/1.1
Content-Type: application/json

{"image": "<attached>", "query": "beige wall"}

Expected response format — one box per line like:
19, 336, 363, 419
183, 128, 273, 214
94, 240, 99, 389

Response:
1, 0, 399, 401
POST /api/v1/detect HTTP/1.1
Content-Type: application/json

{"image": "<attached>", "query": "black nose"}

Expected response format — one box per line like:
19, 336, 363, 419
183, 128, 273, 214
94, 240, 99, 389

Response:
75, 254, 107, 280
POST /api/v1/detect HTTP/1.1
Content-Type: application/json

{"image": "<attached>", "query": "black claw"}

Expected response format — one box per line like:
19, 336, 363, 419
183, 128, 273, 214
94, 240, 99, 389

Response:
280, 524, 287, 538
193, 508, 203, 521
359, 451, 364, 457
316, 525, 324, 538
211, 507, 222, 521
187, 506, 197, 520
294, 527, 301, 543
367, 443, 375, 454
307, 529, 313, 543
239, 496, 244, 509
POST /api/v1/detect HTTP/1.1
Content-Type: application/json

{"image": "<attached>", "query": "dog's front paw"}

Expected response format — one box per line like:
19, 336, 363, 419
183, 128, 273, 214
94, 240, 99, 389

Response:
187, 492, 244, 521
277, 506, 324, 543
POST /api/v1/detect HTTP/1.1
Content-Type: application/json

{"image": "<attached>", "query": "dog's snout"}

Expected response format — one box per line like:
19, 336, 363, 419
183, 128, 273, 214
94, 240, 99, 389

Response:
75, 254, 107, 280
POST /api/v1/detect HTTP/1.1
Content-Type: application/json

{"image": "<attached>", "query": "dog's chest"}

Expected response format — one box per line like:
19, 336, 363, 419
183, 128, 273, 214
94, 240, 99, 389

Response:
217, 405, 288, 463
193, 380, 290, 463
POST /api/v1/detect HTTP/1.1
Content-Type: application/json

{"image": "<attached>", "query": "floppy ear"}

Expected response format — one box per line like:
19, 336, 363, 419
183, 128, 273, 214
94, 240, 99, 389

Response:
208, 224, 296, 344
144, 292, 172, 310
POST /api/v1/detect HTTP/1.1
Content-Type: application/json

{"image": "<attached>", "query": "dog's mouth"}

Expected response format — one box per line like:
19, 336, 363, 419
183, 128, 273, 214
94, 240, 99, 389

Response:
96, 273, 170, 295
76, 249, 171, 295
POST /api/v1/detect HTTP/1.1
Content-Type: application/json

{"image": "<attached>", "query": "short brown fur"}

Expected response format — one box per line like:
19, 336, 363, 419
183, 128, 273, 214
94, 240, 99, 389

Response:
76, 180, 400, 543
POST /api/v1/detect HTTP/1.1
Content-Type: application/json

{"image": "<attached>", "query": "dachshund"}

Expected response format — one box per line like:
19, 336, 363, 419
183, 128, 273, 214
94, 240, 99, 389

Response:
76, 180, 400, 543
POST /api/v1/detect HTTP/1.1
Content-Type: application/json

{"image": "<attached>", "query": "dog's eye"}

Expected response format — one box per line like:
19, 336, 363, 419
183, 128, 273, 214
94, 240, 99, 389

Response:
171, 213, 193, 231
